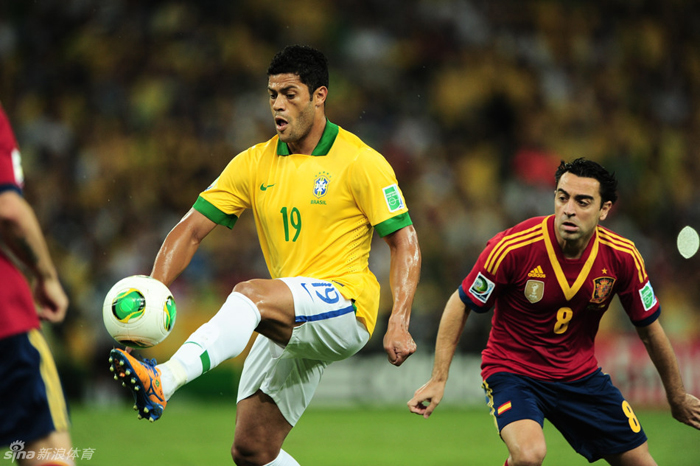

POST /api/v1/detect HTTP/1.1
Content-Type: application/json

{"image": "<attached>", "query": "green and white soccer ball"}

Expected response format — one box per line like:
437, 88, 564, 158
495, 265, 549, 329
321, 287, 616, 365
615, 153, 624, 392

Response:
102, 275, 177, 348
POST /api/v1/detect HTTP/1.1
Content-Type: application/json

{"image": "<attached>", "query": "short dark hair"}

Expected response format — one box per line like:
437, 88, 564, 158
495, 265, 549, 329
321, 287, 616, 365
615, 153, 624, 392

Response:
267, 45, 329, 98
555, 158, 618, 205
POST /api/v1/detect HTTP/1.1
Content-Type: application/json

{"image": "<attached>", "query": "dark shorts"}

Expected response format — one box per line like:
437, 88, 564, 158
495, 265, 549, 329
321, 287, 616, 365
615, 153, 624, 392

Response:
0, 329, 70, 446
482, 369, 647, 463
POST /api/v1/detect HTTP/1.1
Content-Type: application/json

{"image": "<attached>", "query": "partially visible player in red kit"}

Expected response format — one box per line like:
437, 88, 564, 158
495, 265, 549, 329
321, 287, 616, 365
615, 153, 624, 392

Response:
0, 103, 73, 466
409, 158, 700, 466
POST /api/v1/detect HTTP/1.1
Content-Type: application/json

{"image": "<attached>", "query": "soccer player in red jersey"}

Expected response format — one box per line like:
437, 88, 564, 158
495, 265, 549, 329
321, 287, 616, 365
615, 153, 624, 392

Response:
0, 104, 74, 466
409, 158, 700, 466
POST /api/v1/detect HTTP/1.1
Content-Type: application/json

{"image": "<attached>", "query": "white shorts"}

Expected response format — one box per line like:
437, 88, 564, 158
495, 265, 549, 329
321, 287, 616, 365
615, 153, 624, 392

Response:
236, 277, 370, 426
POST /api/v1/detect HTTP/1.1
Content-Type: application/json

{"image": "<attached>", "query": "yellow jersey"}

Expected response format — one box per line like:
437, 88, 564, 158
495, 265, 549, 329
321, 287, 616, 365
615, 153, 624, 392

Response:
194, 121, 412, 334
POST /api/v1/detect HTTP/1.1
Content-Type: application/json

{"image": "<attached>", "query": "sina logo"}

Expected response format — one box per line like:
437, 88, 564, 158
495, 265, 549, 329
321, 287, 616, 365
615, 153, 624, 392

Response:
313, 172, 331, 198
5, 440, 25, 462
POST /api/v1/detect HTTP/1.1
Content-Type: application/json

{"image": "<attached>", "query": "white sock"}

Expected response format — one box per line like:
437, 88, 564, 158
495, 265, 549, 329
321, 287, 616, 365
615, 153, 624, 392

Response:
158, 291, 261, 399
264, 449, 300, 466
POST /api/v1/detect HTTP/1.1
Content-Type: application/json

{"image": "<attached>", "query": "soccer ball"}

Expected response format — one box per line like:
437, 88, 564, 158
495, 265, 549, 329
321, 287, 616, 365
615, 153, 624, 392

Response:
103, 275, 177, 348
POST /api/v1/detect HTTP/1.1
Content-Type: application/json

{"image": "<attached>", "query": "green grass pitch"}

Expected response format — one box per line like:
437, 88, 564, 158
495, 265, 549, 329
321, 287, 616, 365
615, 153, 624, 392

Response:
8, 401, 694, 465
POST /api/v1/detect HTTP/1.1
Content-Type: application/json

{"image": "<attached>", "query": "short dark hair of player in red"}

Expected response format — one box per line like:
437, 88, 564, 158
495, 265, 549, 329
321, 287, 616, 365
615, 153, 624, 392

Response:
555, 158, 618, 206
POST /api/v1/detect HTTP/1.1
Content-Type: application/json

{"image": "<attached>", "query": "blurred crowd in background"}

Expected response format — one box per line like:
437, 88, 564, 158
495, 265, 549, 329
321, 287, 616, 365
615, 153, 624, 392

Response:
1, 0, 700, 402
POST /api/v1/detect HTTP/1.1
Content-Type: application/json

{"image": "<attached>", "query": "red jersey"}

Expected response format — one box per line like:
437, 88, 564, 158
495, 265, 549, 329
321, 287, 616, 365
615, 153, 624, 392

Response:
460, 215, 660, 382
0, 105, 40, 339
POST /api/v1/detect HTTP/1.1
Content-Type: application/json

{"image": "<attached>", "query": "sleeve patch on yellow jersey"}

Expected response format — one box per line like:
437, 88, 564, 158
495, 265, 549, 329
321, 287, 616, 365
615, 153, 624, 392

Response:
382, 184, 404, 212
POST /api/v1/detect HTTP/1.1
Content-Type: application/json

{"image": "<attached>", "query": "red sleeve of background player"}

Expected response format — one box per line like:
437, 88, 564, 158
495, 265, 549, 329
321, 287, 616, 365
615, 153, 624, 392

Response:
0, 104, 23, 193
607, 230, 661, 327
458, 217, 545, 313
458, 230, 509, 313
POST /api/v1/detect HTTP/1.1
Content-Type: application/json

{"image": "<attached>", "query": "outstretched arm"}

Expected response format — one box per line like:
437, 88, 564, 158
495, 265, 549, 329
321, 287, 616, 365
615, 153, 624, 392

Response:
151, 208, 217, 286
408, 290, 470, 419
382, 224, 421, 367
637, 319, 700, 430
0, 190, 68, 323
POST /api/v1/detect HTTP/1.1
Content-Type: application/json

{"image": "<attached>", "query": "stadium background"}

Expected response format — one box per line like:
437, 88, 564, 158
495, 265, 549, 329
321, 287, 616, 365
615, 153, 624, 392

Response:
1, 0, 700, 419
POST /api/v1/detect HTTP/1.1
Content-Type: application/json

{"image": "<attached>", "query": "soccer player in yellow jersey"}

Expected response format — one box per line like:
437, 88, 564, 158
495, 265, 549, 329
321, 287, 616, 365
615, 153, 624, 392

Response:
109, 45, 421, 465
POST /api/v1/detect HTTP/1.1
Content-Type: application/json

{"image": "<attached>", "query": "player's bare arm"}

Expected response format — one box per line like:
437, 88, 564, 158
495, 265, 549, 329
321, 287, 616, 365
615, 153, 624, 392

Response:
408, 290, 470, 418
0, 190, 68, 322
636, 320, 700, 430
151, 208, 217, 287
382, 224, 420, 367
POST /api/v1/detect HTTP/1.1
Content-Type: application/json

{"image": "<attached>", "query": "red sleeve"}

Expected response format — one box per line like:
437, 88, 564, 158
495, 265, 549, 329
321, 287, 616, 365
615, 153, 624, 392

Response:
459, 231, 508, 313
0, 105, 23, 193
616, 253, 661, 327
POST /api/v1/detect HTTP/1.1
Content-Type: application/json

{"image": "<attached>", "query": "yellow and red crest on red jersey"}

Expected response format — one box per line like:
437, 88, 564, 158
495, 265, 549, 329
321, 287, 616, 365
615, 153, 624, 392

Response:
591, 277, 615, 304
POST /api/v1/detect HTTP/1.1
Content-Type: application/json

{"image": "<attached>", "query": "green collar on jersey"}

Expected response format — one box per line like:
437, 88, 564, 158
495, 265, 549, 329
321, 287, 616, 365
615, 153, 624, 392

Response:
276, 119, 339, 156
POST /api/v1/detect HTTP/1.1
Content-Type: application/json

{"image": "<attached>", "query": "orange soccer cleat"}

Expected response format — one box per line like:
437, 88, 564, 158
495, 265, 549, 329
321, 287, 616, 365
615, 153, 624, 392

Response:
109, 348, 166, 422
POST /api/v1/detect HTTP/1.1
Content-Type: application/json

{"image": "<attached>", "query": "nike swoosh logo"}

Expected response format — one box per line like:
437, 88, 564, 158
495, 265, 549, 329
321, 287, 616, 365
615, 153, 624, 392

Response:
260, 183, 275, 191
